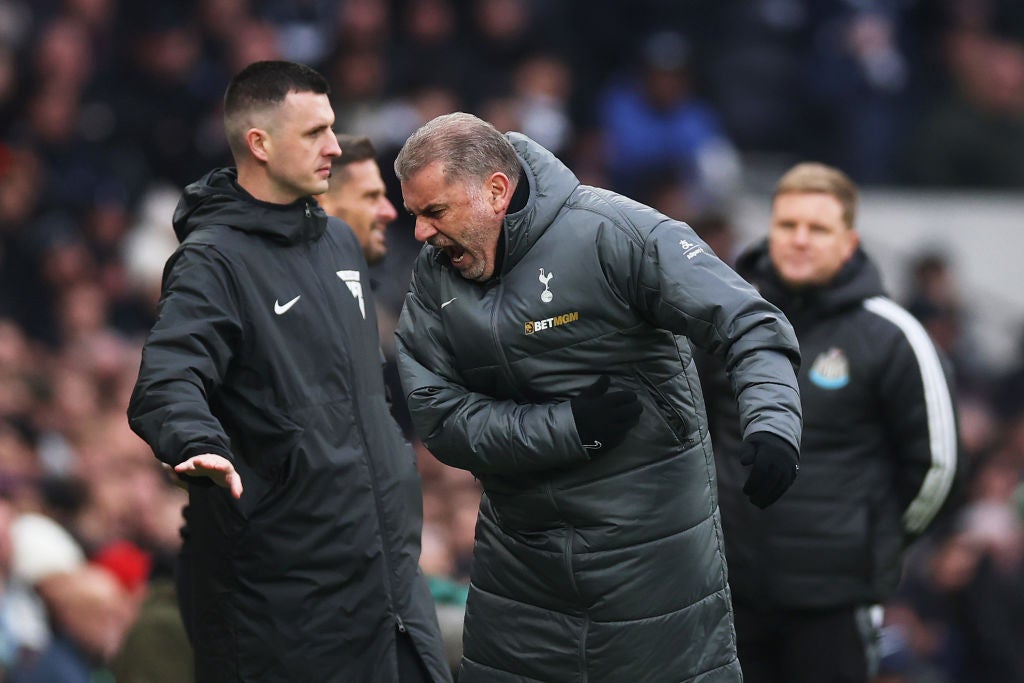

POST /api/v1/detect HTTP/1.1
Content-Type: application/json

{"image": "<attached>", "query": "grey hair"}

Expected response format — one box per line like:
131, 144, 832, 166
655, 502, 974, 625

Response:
394, 112, 521, 186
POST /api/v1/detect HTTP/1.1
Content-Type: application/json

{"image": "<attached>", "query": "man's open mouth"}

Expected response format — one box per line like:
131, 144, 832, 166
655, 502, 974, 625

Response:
445, 246, 466, 264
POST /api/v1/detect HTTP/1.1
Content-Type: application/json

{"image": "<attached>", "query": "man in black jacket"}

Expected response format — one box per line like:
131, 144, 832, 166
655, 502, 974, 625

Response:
127, 61, 451, 683
700, 162, 961, 683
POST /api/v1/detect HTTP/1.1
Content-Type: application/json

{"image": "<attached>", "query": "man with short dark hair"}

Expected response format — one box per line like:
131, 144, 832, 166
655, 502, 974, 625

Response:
700, 162, 961, 683
128, 60, 451, 683
319, 134, 398, 265
393, 112, 803, 682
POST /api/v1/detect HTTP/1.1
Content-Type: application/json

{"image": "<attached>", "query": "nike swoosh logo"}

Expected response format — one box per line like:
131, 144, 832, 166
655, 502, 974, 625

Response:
582, 441, 603, 450
441, 297, 457, 309
274, 295, 301, 315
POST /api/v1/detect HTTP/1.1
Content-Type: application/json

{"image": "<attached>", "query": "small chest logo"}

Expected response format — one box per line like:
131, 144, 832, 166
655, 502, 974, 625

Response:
809, 347, 850, 389
337, 270, 366, 319
274, 295, 300, 315
538, 268, 554, 303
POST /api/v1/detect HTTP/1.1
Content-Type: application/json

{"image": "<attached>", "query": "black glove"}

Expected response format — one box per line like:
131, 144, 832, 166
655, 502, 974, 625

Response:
570, 375, 642, 454
739, 432, 799, 509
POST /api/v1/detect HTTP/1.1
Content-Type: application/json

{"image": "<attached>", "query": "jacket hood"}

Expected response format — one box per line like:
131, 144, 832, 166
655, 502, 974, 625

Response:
501, 133, 580, 271
172, 167, 328, 244
738, 239, 886, 318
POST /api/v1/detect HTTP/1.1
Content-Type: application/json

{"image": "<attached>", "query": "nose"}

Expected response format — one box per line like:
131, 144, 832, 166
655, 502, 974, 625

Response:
380, 198, 398, 225
792, 224, 811, 245
413, 218, 437, 243
325, 135, 341, 158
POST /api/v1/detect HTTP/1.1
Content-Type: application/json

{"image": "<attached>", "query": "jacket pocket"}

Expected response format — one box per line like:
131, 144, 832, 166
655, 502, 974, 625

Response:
634, 371, 693, 446
230, 464, 281, 521
222, 410, 304, 522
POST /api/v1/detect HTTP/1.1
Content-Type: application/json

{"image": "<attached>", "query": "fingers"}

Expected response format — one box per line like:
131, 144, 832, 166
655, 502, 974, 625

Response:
742, 458, 797, 508
605, 392, 642, 427
738, 433, 799, 507
603, 389, 638, 406
174, 454, 244, 498
174, 456, 204, 476
582, 375, 611, 397
744, 467, 785, 508
174, 454, 230, 478
175, 454, 231, 473
739, 443, 756, 467
226, 471, 244, 500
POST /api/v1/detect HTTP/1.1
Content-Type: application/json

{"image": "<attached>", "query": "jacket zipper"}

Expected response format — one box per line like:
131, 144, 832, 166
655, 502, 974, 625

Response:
490, 280, 527, 401
350, 385, 403, 631
305, 241, 405, 634
563, 519, 588, 681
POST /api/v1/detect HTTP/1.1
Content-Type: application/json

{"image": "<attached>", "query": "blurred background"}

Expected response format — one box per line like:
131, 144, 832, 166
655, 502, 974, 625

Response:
0, 0, 1022, 681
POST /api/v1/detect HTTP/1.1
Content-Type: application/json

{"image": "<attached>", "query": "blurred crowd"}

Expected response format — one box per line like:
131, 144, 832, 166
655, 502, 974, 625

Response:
0, 0, 1023, 680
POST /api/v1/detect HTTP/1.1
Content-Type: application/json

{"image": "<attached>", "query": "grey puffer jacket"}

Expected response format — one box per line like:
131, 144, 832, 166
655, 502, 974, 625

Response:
396, 135, 802, 683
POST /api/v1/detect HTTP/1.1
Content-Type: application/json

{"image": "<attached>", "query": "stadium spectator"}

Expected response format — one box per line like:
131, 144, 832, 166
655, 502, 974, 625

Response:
598, 29, 741, 213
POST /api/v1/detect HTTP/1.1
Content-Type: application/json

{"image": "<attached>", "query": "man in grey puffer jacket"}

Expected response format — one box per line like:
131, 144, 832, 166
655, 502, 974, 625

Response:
394, 113, 803, 682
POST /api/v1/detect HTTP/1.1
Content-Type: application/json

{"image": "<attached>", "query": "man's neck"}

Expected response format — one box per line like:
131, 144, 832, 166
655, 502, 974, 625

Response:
236, 166, 298, 205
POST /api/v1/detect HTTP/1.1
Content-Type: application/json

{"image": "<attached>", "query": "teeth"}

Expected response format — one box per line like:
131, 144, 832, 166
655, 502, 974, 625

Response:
452, 253, 464, 264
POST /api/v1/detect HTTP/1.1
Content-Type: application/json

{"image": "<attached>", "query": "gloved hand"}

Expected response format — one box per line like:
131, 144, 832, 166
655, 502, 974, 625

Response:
739, 432, 799, 509
570, 375, 642, 454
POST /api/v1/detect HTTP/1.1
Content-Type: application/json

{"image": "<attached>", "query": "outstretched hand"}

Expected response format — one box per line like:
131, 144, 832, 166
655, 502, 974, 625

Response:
175, 453, 244, 500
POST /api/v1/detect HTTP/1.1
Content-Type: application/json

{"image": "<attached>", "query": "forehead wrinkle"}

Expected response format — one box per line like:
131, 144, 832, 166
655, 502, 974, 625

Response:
410, 201, 446, 216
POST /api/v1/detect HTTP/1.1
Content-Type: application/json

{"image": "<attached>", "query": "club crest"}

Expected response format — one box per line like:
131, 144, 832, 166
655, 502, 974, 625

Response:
809, 347, 850, 389
538, 268, 554, 303
337, 270, 366, 319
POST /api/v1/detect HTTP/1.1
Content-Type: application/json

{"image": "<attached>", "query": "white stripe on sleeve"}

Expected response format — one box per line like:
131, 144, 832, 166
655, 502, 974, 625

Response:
864, 296, 957, 535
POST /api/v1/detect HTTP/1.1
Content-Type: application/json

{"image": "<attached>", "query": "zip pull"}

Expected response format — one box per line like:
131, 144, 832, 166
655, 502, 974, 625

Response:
304, 202, 312, 218
395, 614, 407, 633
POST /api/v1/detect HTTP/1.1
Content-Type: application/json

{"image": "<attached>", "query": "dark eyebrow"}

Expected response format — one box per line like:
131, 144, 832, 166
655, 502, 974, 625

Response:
406, 203, 446, 216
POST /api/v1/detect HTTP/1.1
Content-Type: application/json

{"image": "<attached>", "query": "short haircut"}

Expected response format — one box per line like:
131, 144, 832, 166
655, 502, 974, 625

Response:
774, 162, 858, 229
223, 60, 331, 161
332, 134, 377, 177
394, 112, 521, 187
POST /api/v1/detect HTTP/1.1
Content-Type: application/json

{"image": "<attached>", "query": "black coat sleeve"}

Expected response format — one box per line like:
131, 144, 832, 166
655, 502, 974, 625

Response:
127, 244, 243, 466
868, 298, 960, 538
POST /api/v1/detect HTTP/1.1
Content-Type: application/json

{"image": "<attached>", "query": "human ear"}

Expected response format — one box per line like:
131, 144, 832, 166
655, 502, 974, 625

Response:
247, 128, 270, 162
486, 172, 511, 212
842, 228, 860, 260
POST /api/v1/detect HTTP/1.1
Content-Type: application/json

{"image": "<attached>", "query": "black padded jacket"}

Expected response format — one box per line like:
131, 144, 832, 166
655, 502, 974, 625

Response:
128, 168, 452, 683
700, 242, 961, 610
